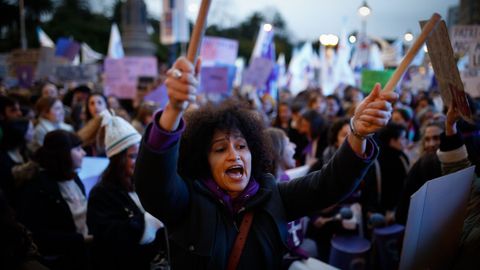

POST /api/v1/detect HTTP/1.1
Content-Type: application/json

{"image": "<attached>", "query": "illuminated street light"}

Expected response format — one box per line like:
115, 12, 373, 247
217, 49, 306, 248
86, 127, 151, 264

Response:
404, 31, 414, 42
358, 1, 371, 17
263, 23, 273, 32
349, 35, 357, 44
319, 34, 339, 46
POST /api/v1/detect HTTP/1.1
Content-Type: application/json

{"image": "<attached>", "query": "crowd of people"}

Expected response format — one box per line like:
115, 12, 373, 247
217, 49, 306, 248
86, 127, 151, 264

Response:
0, 54, 480, 270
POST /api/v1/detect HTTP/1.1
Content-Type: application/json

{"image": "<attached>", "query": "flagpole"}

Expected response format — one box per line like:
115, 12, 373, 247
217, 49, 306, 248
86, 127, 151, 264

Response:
19, 0, 27, 50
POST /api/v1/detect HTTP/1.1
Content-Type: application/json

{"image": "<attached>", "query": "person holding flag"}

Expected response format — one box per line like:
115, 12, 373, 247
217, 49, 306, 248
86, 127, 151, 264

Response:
134, 55, 397, 269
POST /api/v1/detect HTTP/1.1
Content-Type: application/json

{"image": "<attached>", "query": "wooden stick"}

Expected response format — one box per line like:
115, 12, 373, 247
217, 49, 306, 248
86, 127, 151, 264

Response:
187, 0, 212, 64
383, 13, 441, 93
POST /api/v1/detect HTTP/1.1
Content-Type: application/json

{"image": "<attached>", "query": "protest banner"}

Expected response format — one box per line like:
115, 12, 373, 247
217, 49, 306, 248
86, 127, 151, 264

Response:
160, 0, 189, 45
422, 20, 473, 121
242, 57, 274, 88
144, 83, 169, 108
54, 64, 99, 84
450, 25, 480, 56
104, 57, 158, 99
461, 68, 480, 98
200, 66, 229, 94
400, 166, 474, 270
77, 157, 109, 197
36, 47, 70, 80
200, 36, 239, 66
7, 49, 40, 78
361, 70, 394, 94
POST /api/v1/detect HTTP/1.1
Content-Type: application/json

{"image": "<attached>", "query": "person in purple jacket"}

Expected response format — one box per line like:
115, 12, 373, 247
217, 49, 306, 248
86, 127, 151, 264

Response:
134, 57, 398, 269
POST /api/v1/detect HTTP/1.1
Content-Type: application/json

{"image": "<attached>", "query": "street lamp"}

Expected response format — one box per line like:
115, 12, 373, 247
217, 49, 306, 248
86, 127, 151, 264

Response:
404, 31, 414, 42
358, 1, 371, 39
319, 34, 339, 46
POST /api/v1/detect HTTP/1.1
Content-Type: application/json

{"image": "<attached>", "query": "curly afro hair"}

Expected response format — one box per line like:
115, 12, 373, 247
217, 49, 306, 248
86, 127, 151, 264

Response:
179, 100, 273, 181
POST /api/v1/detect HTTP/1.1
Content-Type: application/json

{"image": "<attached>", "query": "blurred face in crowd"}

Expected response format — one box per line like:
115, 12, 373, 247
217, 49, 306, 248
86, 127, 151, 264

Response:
45, 100, 64, 123
391, 111, 408, 127
311, 96, 326, 115
208, 130, 252, 199
336, 124, 350, 148
4, 102, 22, 120
350, 89, 364, 104
88, 95, 107, 117
326, 97, 340, 117
389, 131, 408, 151
281, 135, 296, 170
423, 125, 442, 153
298, 117, 311, 138
278, 104, 292, 124
125, 143, 139, 178
42, 83, 58, 98
70, 146, 86, 170
107, 96, 121, 110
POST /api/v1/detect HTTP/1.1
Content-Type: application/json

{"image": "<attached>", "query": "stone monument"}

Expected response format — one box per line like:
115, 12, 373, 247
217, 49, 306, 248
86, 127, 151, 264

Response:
121, 0, 156, 56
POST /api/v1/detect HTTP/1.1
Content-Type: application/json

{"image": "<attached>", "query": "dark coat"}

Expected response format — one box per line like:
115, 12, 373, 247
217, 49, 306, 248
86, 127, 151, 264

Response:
87, 183, 162, 270
16, 171, 88, 270
135, 136, 377, 270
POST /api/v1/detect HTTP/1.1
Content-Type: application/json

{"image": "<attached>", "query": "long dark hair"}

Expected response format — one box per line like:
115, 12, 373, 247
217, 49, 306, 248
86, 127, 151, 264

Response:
99, 149, 134, 192
33, 130, 82, 181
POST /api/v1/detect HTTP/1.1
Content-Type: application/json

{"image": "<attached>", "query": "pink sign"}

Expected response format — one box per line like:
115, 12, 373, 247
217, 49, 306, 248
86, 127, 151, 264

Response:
104, 57, 158, 99
200, 66, 229, 94
200, 37, 239, 66
242, 57, 274, 88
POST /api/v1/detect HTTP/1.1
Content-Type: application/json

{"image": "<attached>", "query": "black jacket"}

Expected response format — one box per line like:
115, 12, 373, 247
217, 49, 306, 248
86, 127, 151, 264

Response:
87, 183, 162, 270
135, 136, 377, 269
17, 171, 88, 270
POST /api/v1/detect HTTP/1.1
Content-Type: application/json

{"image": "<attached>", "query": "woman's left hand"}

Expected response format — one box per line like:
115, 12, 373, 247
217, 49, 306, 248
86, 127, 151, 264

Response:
352, 83, 398, 137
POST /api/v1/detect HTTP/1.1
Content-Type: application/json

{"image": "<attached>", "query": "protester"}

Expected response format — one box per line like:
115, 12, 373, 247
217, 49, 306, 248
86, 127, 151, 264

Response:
361, 122, 409, 227
17, 130, 90, 270
77, 93, 109, 156
134, 57, 397, 269
0, 190, 48, 270
40, 82, 59, 99
32, 97, 74, 151
0, 118, 34, 203
87, 111, 164, 270
0, 95, 22, 122
272, 101, 293, 134
298, 109, 328, 167
132, 102, 157, 134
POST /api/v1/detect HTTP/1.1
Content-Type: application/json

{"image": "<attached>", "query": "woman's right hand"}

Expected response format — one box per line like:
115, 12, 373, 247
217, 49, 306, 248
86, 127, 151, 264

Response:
165, 57, 200, 112
160, 57, 200, 131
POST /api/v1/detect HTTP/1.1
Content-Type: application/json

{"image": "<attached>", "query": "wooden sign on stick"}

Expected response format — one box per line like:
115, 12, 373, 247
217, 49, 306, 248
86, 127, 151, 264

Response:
421, 20, 473, 121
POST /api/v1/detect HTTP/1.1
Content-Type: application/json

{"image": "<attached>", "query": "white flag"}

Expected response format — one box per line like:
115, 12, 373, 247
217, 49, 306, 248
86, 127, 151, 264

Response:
81, 43, 103, 64
288, 42, 315, 95
108, 23, 124, 59
36, 27, 55, 48
332, 28, 355, 89
161, 0, 190, 45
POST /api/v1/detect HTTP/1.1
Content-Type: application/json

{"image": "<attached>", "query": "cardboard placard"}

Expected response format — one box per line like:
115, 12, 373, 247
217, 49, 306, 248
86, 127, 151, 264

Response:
7, 49, 40, 78
399, 166, 474, 270
360, 70, 394, 93
104, 57, 158, 99
450, 25, 480, 56
200, 66, 229, 94
54, 64, 99, 83
422, 20, 472, 121
200, 36, 239, 66
242, 57, 274, 88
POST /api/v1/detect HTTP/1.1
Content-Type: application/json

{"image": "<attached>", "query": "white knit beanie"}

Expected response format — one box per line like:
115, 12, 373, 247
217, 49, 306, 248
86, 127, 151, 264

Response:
101, 110, 142, 158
